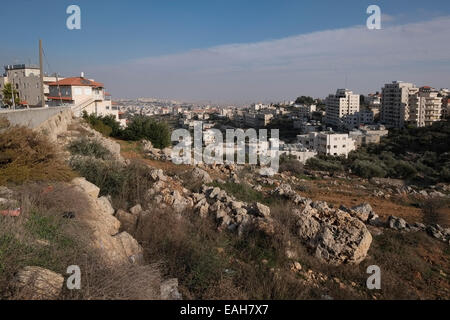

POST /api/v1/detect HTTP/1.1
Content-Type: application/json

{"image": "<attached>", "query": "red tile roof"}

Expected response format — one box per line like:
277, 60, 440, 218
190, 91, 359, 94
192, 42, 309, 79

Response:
48, 77, 104, 88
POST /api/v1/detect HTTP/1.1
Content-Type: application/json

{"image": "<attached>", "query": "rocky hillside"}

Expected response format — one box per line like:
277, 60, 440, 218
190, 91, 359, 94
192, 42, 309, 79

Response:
1, 114, 449, 299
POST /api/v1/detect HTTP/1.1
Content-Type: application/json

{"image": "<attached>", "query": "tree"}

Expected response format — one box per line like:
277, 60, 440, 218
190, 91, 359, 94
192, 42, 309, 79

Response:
295, 96, 315, 105
2, 83, 20, 106
122, 115, 171, 149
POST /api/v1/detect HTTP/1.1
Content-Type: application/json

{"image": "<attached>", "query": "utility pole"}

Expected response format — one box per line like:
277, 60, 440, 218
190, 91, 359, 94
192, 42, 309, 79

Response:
11, 78, 16, 110
39, 39, 45, 108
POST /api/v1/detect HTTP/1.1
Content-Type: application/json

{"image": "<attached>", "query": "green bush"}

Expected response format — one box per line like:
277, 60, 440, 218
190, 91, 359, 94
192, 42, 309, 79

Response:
83, 112, 171, 149
121, 115, 171, 149
305, 157, 344, 172
69, 157, 155, 209
351, 160, 386, 178
68, 138, 112, 160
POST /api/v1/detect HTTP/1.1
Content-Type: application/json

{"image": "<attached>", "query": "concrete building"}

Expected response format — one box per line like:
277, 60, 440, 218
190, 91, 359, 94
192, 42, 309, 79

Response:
294, 104, 316, 119
349, 124, 389, 147
381, 81, 417, 128
278, 142, 317, 164
47, 75, 119, 121
439, 89, 449, 119
325, 89, 360, 129
408, 86, 442, 127
297, 132, 356, 157
0, 64, 61, 107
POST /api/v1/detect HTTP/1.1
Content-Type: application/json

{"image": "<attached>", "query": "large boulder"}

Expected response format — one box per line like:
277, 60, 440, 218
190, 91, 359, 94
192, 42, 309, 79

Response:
13, 266, 64, 300
191, 167, 213, 184
71, 177, 100, 199
160, 278, 182, 300
295, 205, 372, 265
116, 209, 138, 233
351, 203, 375, 222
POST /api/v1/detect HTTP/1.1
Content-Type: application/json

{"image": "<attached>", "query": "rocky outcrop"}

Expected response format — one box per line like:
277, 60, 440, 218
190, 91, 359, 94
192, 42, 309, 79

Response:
70, 177, 144, 266
141, 140, 172, 161
294, 204, 373, 265
160, 278, 182, 300
13, 266, 64, 300
191, 167, 213, 184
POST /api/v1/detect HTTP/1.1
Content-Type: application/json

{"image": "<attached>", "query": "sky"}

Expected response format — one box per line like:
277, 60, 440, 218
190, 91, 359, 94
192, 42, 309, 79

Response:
1, 0, 450, 104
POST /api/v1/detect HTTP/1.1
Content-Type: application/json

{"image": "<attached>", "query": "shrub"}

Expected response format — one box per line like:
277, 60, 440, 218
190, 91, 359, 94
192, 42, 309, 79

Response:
351, 160, 386, 178
68, 137, 112, 160
122, 115, 171, 149
210, 181, 269, 204
0, 116, 9, 130
0, 127, 75, 185
69, 157, 155, 209
393, 160, 417, 179
305, 157, 344, 173
279, 157, 304, 176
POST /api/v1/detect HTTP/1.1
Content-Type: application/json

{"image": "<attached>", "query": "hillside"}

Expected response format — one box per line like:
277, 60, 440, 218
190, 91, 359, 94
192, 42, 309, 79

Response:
0, 115, 449, 300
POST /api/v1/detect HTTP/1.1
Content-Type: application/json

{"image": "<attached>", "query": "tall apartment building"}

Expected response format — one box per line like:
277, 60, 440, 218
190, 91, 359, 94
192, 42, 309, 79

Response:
408, 86, 442, 127
380, 81, 417, 128
439, 89, 449, 119
324, 89, 360, 129
0, 64, 61, 107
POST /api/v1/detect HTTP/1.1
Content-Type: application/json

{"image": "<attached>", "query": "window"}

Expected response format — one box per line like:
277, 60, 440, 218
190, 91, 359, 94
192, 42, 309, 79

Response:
84, 87, 92, 95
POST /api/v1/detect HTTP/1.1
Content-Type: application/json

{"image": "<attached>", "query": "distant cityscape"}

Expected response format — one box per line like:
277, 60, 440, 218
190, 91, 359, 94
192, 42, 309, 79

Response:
1, 63, 449, 164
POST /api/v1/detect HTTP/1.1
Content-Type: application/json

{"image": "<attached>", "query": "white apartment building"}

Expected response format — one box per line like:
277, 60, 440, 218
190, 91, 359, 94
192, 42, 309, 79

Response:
325, 89, 360, 129
297, 132, 356, 157
0, 64, 61, 107
294, 104, 316, 119
408, 86, 442, 127
439, 89, 449, 119
278, 143, 317, 164
47, 74, 120, 122
381, 81, 417, 128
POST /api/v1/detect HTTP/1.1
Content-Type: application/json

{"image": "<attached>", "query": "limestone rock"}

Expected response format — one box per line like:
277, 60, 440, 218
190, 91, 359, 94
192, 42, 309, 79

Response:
13, 266, 64, 300
71, 177, 100, 199
160, 278, 182, 300
116, 209, 138, 233
191, 167, 213, 184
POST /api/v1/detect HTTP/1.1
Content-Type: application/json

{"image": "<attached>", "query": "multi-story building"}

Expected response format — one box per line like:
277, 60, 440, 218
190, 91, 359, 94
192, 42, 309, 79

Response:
0, 64, 61, 107
408, 86, 442, 127
349, 124, 389, 147
47, 74, 119, 121
380, 81, 417, 128
324, 89, 360, 129
294, 104, 316, 119
242, 112, 273, 127
297, 132, 356, 157
439, 89, 449, 119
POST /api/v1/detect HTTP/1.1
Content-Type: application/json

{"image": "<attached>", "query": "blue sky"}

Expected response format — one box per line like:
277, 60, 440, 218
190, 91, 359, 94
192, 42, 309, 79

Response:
1, 0, 450, 103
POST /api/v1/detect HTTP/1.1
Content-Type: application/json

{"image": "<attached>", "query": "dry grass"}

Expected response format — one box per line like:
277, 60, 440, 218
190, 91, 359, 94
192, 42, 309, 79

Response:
0, 183, 88, 298
0, 126, 75, 185
0, 116, 10, 130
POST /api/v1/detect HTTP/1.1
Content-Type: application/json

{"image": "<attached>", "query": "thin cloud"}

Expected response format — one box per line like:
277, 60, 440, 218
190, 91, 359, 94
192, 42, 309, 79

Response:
91, 16, 450, 104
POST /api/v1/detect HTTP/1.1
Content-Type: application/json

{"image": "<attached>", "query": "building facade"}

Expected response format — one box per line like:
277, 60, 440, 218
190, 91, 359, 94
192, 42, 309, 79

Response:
0, 64, 61, 107
47, 75, 119, 121
324, 89, 360, 129
380, 81, 416, 128
297, 132, 356, 157
408, 86, 442, 127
